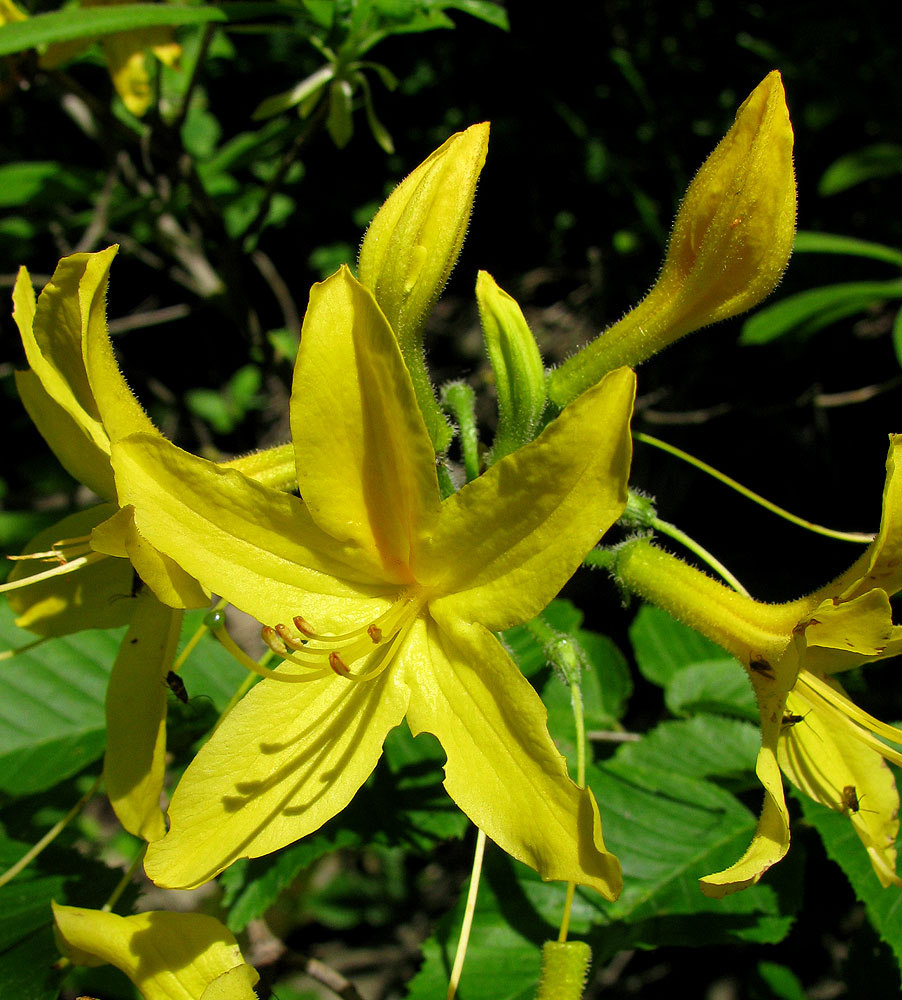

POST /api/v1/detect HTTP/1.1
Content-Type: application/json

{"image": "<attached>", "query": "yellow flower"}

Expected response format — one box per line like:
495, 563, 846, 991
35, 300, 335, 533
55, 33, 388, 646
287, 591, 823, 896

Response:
3, 246, 294, 841
611, 439, 902, 895
110, 266, 636, 896
52, 902, 259, 1000
548, 71, 797, 407
40, 0, 181, 117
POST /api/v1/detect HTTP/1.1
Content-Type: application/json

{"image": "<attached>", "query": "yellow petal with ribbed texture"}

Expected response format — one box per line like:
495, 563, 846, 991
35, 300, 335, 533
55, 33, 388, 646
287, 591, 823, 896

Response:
291, 267, 441, 577
52, 903, 258, 1000
144, 661, 410, 889
419, 367, 634, 631
104, 592, 181, 842
405, 612, 622, 899
779, 686, 901, 887
112, 433, 393, 628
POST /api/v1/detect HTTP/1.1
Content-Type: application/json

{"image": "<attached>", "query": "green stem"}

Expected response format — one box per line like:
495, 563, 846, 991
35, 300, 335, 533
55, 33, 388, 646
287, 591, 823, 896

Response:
447, 828, 487, 1000
635, 431, 874, 543
442, 382, 481, 482
650, 516, 749, 595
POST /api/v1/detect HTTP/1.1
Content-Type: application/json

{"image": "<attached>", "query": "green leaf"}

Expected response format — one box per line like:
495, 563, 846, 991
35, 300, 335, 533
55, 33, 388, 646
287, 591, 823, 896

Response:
740, 280, 902, 346
629, 604, 731, 687
818, 144, 902, 196
0, 603, 118, 795
0, 5, 229, 57
756, 960, 808, 1000
665, 659, 758, 720
893, 308, 902, 370
793, 231, 902, 269
0, 162, 96, 210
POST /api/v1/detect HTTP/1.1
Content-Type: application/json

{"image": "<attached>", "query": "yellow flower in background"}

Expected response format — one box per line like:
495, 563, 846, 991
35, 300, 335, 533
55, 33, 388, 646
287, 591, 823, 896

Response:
548, 71, 797, 407
612, 437, 902, 896
40, 0, 181, 116
3, 246, 295, 841
111, 266, 635, 896
52, 903, 259, 1000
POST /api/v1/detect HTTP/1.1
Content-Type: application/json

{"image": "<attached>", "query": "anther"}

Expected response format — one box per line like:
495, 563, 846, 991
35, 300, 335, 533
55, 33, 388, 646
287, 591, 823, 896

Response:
275, 623, 306, 650
329, 651, 351, 676
367, 624, 382, 643
293, 616, 317, 638
261, 626, 288, 655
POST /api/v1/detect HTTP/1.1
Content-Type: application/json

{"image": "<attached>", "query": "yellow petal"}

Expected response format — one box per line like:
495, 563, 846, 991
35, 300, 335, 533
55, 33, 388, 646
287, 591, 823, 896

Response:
52, 903, 259, 1000
5, 506, 135, 636
839, 435, 902, 601
701, 642, 797, 896
92, 505, 209, 610
104, 593, 181, 842
779, 687, 901, 887
291, 267, 441, 576
14, 369, 115, 500
144, 664, 410, 889
420, 367, 635, 630
803, 592, 894, 655
405, 613, 622, 899
111, 433, 392, 628
358, 123, 489, 350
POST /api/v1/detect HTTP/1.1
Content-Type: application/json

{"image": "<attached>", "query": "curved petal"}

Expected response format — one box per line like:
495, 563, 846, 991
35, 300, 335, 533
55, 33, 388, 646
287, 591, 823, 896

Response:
15, 356, 115, 501
700, 644, 797, 897
421, 367, 635, 630
112, 433, 394, 628
5, 505, 135, 636
291, 267, 441, 575
779, 687, 901, 887
92, 505, 209, 610
78, 246, 158, 444
104, 594, 181, 842
144, 665, 410, 889
52, 904, 258, 1000
403, 611, 622, 899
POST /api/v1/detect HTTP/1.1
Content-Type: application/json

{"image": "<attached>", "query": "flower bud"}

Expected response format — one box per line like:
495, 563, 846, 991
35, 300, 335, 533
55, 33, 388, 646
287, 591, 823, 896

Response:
358, 122, 490, 349
548, 72, 796, 407
476, 270, 546, 461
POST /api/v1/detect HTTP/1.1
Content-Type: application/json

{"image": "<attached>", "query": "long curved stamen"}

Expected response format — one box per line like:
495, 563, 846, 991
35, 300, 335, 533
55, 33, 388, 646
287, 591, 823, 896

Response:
262, 592, 424, 683
796, 670, 902, 768
0, 550, 108, 594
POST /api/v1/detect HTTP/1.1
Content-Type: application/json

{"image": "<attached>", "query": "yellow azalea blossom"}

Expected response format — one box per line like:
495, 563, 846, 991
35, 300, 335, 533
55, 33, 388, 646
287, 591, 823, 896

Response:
40, 0, 181, 117
52, 903, 259, 1000
610, 436, 902, 895
548, 71, 796, 407
110, 266, 636, 896
3, 246, 294, 841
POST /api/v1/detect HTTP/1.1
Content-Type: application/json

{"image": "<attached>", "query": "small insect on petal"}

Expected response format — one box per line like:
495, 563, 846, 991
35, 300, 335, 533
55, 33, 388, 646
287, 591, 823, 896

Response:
840, 784, 861, 815
749, 655, 774, 680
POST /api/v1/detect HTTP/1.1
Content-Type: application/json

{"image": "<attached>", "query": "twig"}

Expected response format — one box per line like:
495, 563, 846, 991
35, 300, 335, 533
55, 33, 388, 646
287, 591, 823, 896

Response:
304, 957, 366, 1000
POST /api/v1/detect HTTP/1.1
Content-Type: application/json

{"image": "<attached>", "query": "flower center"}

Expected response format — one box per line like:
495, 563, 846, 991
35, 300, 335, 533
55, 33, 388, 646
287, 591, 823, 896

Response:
261, 589, 426, 683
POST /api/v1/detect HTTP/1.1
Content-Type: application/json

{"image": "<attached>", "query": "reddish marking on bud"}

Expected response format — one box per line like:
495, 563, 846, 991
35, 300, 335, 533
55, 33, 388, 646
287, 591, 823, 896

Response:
329, 651, 350, 676
294, 616, 316, 637
368, 624, 383, 643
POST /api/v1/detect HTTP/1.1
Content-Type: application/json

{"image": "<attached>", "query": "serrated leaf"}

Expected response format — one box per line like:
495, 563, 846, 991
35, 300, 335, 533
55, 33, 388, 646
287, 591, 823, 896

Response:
629, 604, 732, 687
0, 603, 118, 795
665, 659, 758, 720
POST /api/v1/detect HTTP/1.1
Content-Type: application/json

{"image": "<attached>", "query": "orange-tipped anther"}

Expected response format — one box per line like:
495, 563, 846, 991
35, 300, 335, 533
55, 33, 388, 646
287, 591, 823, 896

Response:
328, 651, 351, 676
261, 626, 288, 655
367, 624, 383, 643
275, 622, 305, 650
293, 615, 317, 638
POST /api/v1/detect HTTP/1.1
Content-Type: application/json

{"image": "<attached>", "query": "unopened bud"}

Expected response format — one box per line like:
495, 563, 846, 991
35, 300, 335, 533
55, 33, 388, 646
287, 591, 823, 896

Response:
549, 72, 796, 407
476, 271, 547, 461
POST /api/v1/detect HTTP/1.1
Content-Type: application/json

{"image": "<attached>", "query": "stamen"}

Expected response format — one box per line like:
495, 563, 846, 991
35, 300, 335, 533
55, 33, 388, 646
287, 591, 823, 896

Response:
0, 550, 108, 594
263, 591, 426, 683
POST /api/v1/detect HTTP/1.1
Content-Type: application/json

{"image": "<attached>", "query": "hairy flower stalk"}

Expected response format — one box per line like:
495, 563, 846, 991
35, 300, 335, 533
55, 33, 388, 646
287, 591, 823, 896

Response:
548, 71, 796, 408
608, 437, 902, 894
110, 266, 635, 896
